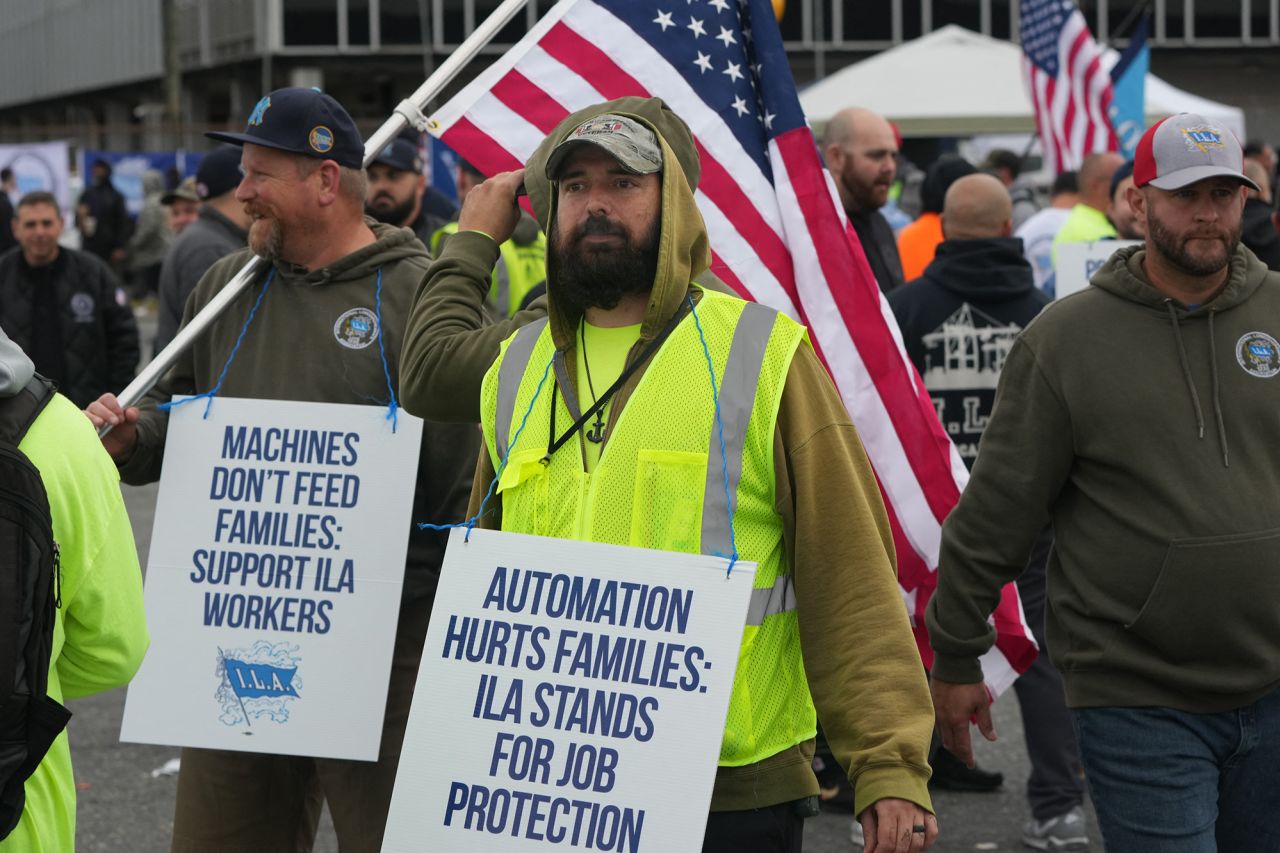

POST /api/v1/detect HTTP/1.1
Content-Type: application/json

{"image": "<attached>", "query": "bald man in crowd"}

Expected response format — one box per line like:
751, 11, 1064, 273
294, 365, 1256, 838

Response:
1241, 158, 1280, 270
889, 174, 1090, 851
1051, 152, 1125, 262
824, 107, 906, 291
1106, 161, 1144, 241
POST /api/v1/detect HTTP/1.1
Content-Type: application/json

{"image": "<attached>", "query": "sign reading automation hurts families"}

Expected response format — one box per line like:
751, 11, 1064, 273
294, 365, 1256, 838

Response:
122, 397, 423, 761
382, 529, 755, 852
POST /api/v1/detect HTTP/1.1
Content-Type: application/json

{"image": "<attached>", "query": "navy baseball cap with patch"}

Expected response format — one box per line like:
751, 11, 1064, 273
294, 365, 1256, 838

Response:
206, 87, 364, 169
371, 132, 423, 173
193, 145, 244, 200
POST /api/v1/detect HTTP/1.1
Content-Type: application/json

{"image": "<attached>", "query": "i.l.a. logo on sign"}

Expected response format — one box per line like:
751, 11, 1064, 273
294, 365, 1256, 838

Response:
216, 641, 302, 727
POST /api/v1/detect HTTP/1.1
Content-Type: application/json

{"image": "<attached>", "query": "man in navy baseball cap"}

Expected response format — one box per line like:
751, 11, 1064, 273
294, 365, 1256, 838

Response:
204, 87, 372, 264
93, 82, 481, 853
207, 86, 364, 169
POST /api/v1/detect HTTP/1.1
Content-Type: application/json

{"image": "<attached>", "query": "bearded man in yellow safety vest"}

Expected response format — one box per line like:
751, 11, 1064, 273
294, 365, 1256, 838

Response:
402, 97, 939, 853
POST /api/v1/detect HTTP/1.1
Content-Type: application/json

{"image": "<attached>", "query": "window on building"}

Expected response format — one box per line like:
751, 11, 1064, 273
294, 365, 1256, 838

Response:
382, 0, 425, 45
935, 0, 982, 32
284, 0, 339, 46
349, 0, 371, 45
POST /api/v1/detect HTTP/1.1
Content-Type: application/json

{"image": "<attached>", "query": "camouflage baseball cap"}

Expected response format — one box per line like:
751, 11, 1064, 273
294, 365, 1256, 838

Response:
545, 114, 663, 179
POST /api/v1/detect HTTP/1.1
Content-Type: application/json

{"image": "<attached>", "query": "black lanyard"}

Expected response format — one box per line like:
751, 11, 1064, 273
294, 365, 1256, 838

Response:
543, 309, 683, 465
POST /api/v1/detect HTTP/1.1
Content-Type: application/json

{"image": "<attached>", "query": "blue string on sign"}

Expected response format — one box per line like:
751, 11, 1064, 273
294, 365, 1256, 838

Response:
374, 268, 399, 433
419, 294, 740, 579
686, 293, 740, 577
160, 267, 400, 430
160, 268, 277, 418
418, 350, 557, 543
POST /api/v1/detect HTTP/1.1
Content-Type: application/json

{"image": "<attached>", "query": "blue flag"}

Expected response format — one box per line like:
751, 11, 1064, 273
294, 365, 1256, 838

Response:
223, 659, 300, 699
1109, 15, 1151, 159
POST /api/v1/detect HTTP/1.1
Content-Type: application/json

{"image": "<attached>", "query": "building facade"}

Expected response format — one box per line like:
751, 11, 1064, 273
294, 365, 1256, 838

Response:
0, 0, 1275, 155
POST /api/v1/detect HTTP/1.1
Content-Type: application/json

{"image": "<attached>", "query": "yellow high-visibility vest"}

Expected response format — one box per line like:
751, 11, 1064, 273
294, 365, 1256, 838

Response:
432, 222, 546, 318
481, 288, 816, 766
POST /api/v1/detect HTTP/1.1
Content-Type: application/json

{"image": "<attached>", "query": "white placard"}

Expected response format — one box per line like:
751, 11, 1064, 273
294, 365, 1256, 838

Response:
383, 528, 756, 853
1054, 239, 1142, 300
121, 397, 423, 761
0, 141, 71, 214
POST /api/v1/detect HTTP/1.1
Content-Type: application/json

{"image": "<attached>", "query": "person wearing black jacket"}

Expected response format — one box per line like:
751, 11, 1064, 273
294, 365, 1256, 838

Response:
1241, 158, 1280, 271
0, 191, 138, 408
889, 174, 1090, 851
76, 159, 131, 265
824, 107, 905, 292
0, 168, 16, 255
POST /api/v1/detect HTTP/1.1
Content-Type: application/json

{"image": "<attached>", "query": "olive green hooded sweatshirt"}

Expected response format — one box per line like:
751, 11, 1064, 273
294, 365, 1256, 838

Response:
405, 98, 934, 816
118, 221, 478, 603
928, 243, 1280, 713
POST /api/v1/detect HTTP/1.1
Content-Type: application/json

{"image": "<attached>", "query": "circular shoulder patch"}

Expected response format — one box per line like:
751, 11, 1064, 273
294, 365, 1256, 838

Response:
1235, 331, 1280, 378
309, 125, 335, 154
333, 307, 379, 350
70, 292, 95, 322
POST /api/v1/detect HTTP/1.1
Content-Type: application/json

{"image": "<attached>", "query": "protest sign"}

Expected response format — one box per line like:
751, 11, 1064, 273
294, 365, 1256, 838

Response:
1055, 239, 1142, 300
121, 397, 423, 761
382, 529, 756, 853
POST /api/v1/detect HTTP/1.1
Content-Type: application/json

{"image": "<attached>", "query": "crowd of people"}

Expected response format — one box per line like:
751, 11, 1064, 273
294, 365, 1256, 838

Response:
0, 81, 1276, 853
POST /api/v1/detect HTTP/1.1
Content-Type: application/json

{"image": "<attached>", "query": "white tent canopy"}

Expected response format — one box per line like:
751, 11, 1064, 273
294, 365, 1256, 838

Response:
800, 25, 1245, 140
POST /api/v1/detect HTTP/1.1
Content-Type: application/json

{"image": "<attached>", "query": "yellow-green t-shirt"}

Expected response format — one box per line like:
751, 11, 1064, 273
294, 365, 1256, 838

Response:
574, 320, 641, 471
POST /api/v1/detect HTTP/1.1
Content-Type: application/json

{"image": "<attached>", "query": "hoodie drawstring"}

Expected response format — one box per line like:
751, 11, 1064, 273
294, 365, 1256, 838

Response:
1166, 301, 1205, 440
1165, 300, 1229, 468
1207, 310, 1229, 468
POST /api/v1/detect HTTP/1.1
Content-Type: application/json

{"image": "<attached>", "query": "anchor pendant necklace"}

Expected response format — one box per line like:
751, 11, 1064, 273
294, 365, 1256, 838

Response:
581, 322, 607, 444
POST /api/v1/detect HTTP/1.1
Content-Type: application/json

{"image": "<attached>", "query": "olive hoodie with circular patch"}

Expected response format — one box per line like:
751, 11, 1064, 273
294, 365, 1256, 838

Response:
928, 243, 1280, 712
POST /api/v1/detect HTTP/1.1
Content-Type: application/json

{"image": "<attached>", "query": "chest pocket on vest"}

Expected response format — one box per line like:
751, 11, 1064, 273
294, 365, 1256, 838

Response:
497, 447, 551, 533
630, 450, 707, 553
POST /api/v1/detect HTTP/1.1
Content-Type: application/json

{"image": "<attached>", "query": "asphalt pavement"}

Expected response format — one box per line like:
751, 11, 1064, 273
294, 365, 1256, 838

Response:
65, 479, 1103, 852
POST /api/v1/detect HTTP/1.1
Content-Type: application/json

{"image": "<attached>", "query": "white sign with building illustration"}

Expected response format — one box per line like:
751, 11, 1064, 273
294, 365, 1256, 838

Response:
919, 302, 1025, 461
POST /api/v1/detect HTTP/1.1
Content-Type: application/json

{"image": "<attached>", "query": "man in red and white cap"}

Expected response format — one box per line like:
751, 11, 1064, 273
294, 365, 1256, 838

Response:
928, 112, 1280, 852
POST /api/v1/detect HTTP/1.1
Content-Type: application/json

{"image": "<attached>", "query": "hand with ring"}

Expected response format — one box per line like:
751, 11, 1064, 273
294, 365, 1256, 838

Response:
858, 797, 939, 852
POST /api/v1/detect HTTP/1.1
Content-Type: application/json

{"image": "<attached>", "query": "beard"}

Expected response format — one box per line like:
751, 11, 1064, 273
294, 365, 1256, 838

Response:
839, 162, 890, 214
366, 193, 416, 227
248, 214, 284, 261
548, 213, 661, 314
1147, 214, 1240, 277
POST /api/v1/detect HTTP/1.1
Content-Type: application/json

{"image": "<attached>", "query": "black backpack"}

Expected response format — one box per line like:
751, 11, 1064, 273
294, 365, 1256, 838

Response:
0, 375, 71, 839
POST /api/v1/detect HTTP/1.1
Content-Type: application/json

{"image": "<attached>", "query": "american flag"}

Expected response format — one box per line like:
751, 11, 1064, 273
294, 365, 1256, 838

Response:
1021, 0, 1119, 173
430, 0, 1036, 695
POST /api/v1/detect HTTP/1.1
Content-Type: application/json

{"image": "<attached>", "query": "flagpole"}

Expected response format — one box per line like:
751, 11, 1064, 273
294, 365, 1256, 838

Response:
105, 0, 532, 426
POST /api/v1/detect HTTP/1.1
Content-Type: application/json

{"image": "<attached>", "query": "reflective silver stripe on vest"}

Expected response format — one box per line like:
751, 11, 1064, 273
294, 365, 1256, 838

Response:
553, 351, 583, 422
746, 574, 797, 626
494, 253, 511, 316
495, 318, 548, 462
701, 301, 776, 558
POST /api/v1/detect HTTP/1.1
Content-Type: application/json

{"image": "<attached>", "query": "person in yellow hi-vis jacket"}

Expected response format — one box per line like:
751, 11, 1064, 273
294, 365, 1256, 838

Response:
402, 96, 938, 853
431, 159, 547, 318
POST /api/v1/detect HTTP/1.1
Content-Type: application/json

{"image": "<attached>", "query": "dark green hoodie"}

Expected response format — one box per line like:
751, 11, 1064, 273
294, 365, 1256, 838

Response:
927, 243, 1280, 712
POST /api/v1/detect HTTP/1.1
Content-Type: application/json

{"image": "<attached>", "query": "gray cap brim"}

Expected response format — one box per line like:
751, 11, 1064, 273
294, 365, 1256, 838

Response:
1148, 164, 1261, 192
546, 137, 662, 179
